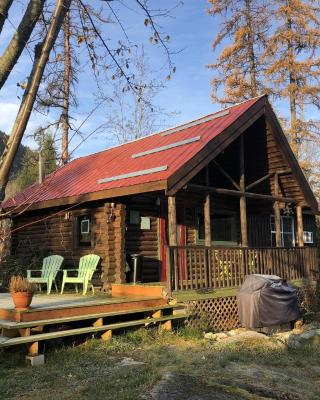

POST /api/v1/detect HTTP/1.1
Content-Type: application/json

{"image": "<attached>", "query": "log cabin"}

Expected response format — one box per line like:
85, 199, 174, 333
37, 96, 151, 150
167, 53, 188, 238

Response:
1, 95, 319, 302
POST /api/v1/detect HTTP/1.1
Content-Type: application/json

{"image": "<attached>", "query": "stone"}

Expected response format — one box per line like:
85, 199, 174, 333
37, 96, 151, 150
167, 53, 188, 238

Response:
142, 372, 241, 400
227, 328, 248, 336
119, 357, 145, 366
204, 332, 229, 341
25, 354, 45, 366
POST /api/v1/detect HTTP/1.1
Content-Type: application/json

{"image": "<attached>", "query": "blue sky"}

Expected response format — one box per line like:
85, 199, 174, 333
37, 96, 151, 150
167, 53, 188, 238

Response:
0, 1, 286, 159
0, 1, 222, 158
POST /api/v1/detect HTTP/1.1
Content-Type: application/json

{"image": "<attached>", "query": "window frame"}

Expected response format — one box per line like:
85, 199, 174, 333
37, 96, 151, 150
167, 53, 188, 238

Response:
270, 215, 295, 247
73, 210, 94, 250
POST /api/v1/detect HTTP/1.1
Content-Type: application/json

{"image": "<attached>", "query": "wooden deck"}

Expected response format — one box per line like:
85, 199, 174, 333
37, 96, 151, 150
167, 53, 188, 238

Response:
0, 285, 187, 360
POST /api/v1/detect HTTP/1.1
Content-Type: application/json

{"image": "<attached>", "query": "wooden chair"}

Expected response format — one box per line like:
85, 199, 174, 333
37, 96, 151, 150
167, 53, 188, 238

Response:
60, 254, 100, 295
27, 255, 64, 295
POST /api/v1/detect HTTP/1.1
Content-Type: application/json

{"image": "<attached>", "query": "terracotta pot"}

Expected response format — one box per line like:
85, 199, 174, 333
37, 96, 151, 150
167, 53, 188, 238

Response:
11, 291, 33, 310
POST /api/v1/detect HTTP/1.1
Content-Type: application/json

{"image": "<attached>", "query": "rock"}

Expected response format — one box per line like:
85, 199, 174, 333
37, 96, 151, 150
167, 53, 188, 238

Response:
118, 357, 145, 366
204, 332, 229, 341
225, 330, 270, 344
227, 328, 248, 336
141, 372, 242, 400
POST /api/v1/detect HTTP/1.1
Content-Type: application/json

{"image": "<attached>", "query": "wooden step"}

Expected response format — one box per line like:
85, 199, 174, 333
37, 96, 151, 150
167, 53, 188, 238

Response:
111, 284, 165, 298
0, 313, 189, 348
0, 304, 184, 330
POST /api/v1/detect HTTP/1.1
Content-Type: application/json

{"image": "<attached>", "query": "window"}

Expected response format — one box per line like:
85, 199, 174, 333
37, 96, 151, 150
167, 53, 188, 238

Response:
197, 212, 237, 245
75, 214, 92, 247
303, 231, 314, 244
270, 215, 295, 247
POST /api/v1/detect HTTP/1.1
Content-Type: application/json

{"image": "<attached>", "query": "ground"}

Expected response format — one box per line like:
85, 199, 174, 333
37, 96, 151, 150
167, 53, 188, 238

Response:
1, 327, 320, 400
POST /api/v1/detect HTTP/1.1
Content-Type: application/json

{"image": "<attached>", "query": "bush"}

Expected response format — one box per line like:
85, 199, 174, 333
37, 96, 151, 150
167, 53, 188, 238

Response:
0, 250, 47, 289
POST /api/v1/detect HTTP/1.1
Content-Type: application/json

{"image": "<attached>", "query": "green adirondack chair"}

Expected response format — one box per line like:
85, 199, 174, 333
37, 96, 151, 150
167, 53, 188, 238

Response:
60, 254, 100, 295
27, 255, 64, 295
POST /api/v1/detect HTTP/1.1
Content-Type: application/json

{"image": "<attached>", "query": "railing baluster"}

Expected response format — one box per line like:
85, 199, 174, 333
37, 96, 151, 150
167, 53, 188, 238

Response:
164, 245, 314, 292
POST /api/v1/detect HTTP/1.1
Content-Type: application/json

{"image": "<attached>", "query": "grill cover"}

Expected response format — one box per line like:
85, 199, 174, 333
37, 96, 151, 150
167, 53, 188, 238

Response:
237, 274, 300, 328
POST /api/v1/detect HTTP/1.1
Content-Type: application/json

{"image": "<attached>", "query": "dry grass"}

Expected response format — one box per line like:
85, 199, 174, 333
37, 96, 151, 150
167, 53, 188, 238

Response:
9, 276, 36, 293
1, 327, 320, 399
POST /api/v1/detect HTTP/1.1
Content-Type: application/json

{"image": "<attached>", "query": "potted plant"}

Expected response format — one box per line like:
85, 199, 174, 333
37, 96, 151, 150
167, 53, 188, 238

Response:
9, 276, 36, 310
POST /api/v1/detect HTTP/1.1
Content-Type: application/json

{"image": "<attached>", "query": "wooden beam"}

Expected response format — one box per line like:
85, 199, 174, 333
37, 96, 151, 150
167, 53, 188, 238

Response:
186, 184, 297, 204
168, 196, 177, 246
296, 205, 304, 247
204, 193, 211, 246
212, 159, 240, 190
274, 173, 282, 247
8, 180, 168, 214
246, 173, 272, 191
101, 329, 112, 342
239, 135, 248, 247
245, 170, 293, 191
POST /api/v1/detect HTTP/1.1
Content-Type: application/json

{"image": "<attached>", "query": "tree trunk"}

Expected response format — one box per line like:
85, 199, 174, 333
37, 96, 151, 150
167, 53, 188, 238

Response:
245, 0, 257, 97
0, 0, 72, 202
0, 0, 45, 90
61, 11, 71, 164
0, 0, 14, 34
286, 11, 298, 157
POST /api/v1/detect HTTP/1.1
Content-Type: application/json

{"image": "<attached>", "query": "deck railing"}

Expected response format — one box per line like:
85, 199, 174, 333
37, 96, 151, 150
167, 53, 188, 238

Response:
166, 245, 319, 293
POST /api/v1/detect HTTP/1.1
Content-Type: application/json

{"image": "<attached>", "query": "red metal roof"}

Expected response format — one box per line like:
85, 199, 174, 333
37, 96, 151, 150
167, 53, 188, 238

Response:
3, 96, 263, 210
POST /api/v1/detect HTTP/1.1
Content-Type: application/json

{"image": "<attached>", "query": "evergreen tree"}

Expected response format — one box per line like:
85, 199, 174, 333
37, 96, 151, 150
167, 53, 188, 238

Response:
207, 0, 269, 105
15, 129, 57, 191
263, 0, 320, 162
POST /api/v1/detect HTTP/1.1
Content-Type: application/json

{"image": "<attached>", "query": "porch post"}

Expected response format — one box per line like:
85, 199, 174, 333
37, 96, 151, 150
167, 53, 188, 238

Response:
168, 196, 177, 246
204, 165, 211, 246
273, 173, 282, 247
239, 135, 248, 247
204, 193, 211, 246
296, 205, 304, 247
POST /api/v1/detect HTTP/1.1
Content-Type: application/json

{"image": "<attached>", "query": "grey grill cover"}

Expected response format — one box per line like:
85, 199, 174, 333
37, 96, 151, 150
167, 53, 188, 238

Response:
237, 274, 300, 328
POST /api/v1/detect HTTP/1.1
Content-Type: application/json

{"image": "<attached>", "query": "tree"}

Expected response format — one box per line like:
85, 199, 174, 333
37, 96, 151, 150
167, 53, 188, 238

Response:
263, 0, 320, 160
37, 8, 78, 165
0, 0, 71, 202
207, 0, 269, 104
102, 46, 174, 144
0, 1, 14, 34
0, 0, 176, 206
15, 129, 57, 191
0, 0, 45, 90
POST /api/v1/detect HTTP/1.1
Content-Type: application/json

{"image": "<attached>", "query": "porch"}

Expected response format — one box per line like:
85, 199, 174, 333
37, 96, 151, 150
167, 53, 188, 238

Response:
165, 245, 318, 294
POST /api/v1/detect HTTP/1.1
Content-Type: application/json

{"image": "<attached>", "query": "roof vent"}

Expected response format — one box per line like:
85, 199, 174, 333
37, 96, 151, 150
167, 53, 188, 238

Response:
131, 136, 201, 159
161, 109, 230, 137
98, 165, 168, 184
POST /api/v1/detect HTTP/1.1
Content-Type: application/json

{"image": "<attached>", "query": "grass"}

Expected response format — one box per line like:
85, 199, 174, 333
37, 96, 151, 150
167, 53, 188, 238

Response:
1, 327, 320, 399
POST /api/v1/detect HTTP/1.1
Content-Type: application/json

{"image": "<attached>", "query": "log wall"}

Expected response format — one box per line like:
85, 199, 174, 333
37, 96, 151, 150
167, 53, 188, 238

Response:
10, 201, 126, 290
125, 203, 160, 282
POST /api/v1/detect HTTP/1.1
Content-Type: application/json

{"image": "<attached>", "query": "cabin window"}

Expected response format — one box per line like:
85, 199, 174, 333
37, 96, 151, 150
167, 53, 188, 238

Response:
303, 231, 314, 244
270, 215, 295, 247
75, 214, 92, 248
197, 211, 237, 245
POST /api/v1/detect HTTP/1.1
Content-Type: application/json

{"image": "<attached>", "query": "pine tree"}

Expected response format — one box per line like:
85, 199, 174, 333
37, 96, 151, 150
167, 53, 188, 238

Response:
207, 0, 269, 105
262, 0, 320, 200
15, 130, 57, 191
263, 0, 320, 163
